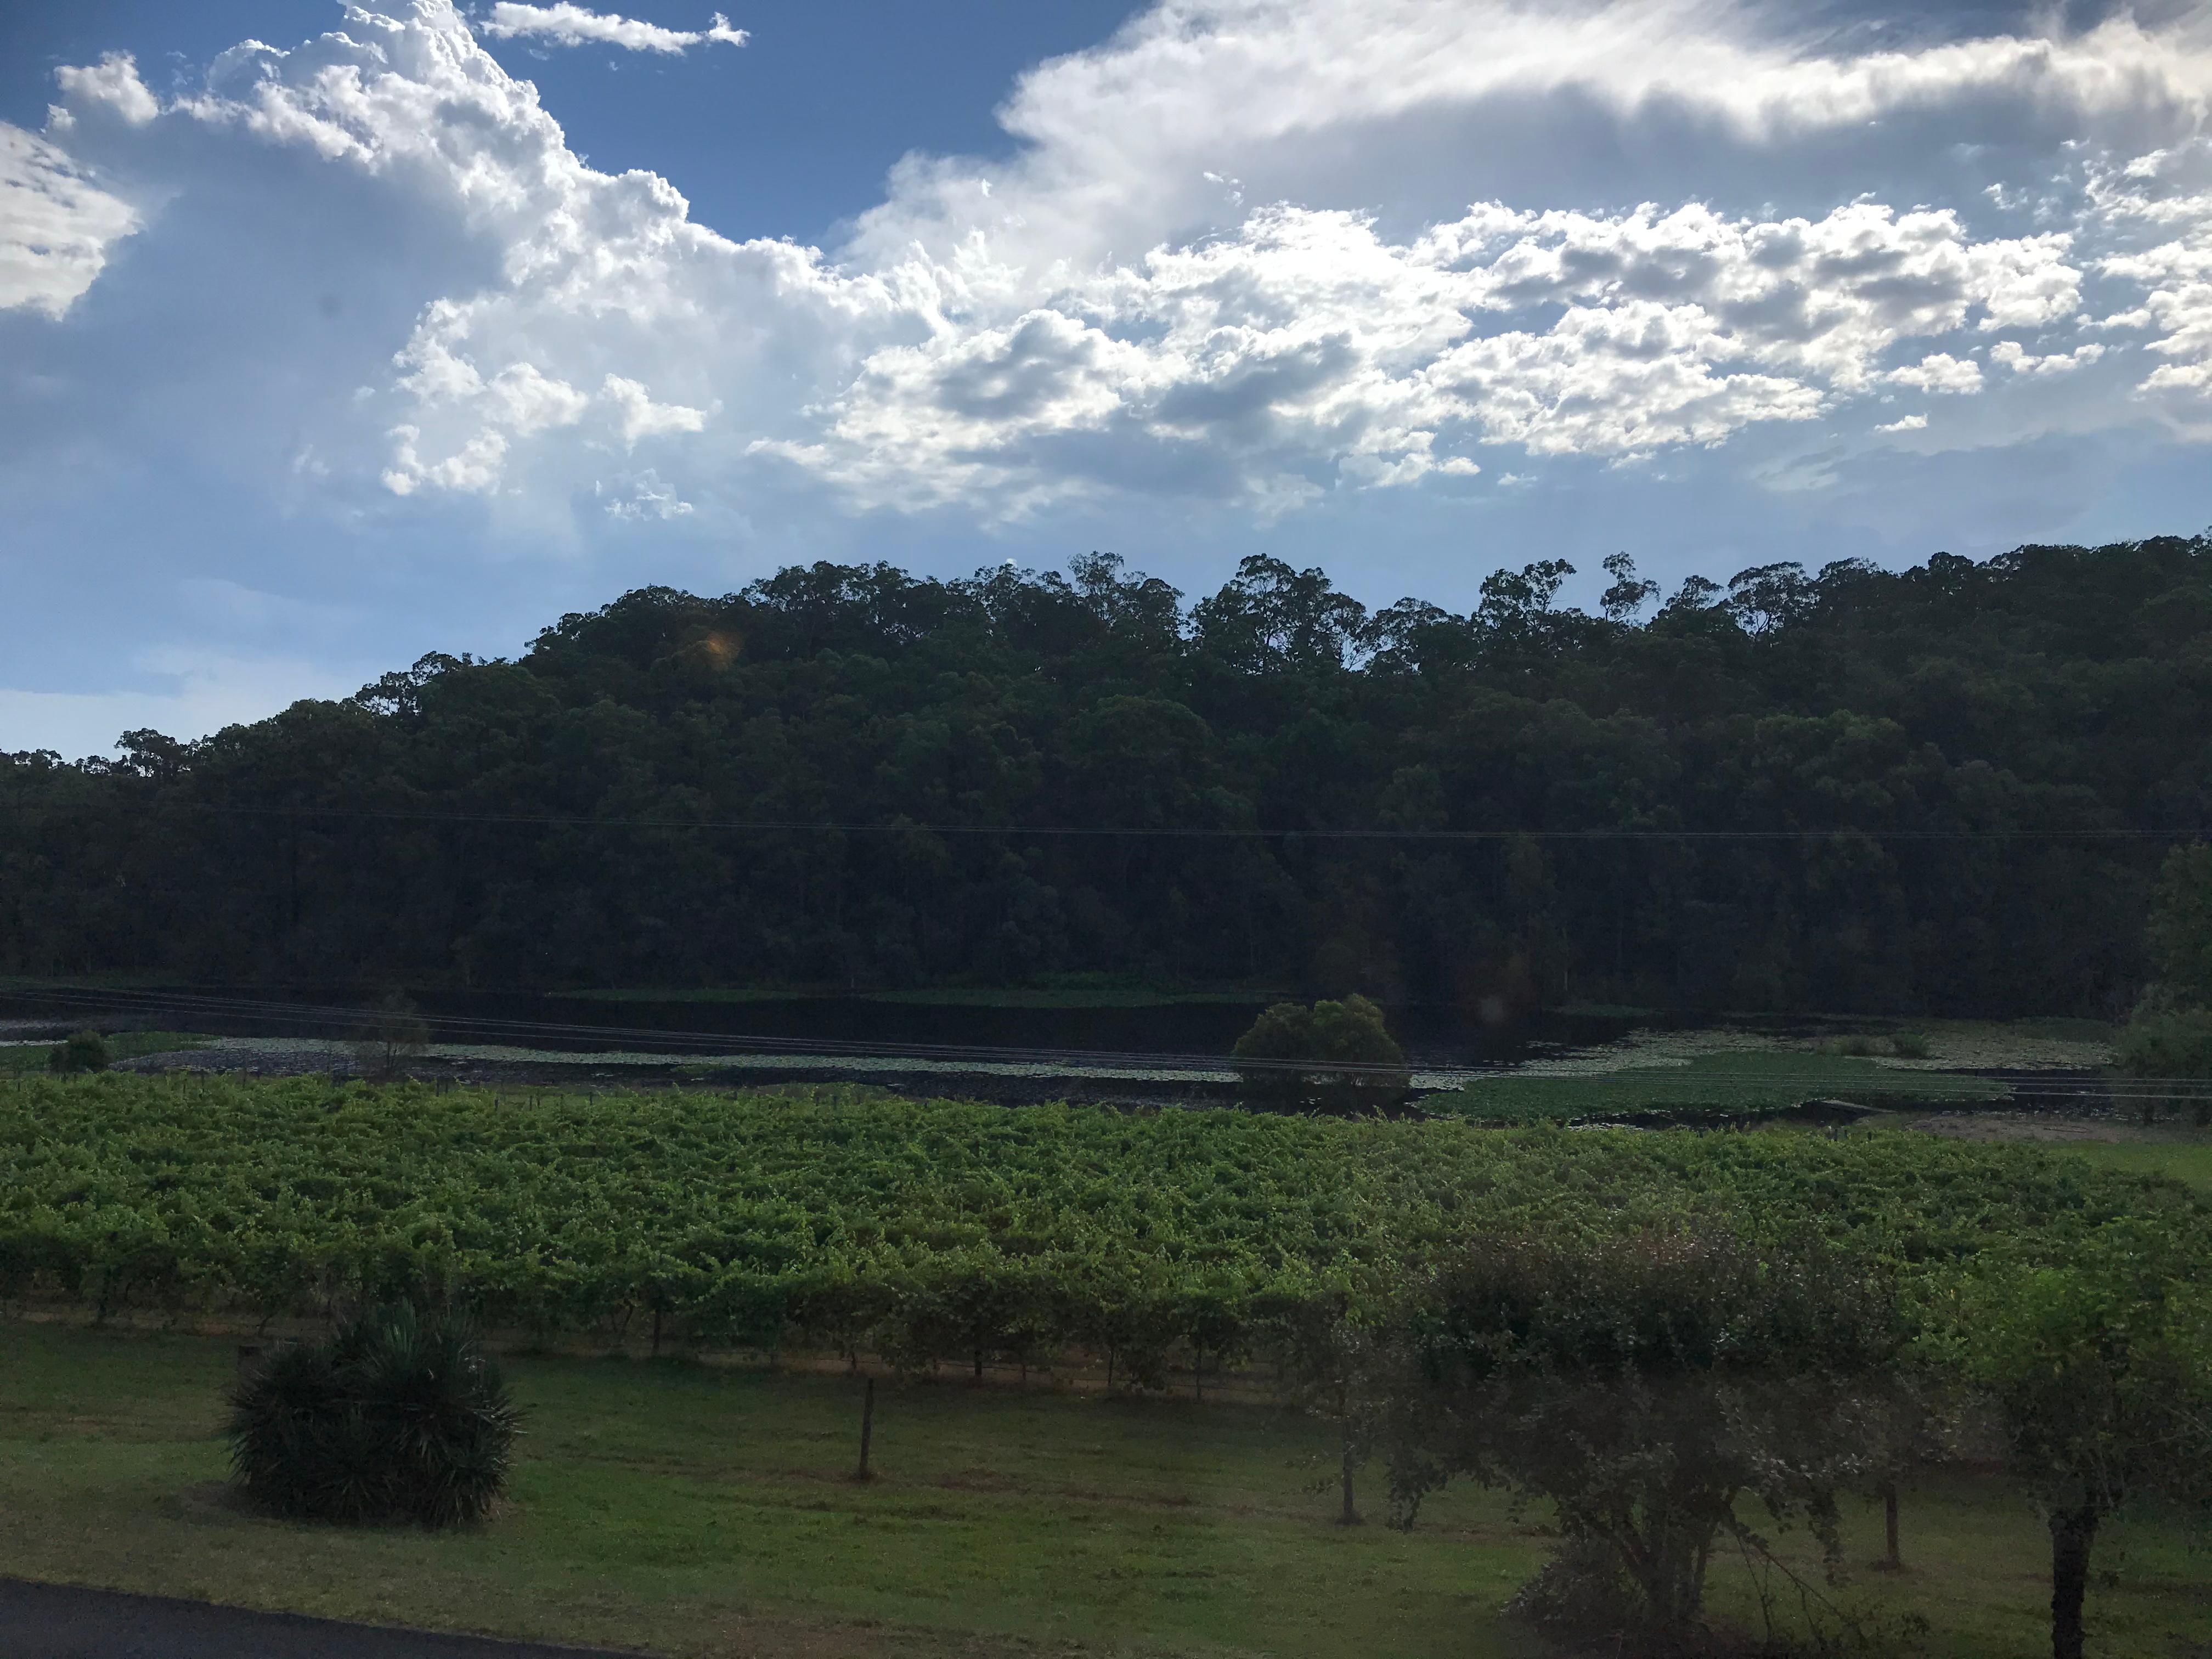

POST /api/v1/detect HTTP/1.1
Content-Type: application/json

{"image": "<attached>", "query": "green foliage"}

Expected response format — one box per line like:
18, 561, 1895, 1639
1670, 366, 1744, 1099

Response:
2117, 1008, 2212, 1078
2115, 1009, 2212, 1126
2147, 842, 2212, 1007
1946, 1219, 2212, 1659
1232, 994, 1408, 1108
47, 1030, 109, 1074
228, 1302, 519, 1527
1382, 1233, 1912, 1645
4, 537, 2210, 1013
2, 1075, 2200, 1370
1431, 1050, 2005, 1125
1, 1030, 207, 1076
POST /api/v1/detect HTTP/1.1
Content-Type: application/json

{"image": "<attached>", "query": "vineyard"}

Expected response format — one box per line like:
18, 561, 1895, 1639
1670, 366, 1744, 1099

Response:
3, 1075, 2201, 1380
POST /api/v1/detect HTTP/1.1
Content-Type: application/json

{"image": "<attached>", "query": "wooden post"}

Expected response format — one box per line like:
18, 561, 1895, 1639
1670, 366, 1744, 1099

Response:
855, 1376, 876, 1481
1883, 1481, 1901, 1569
235, 1343, 264, 1393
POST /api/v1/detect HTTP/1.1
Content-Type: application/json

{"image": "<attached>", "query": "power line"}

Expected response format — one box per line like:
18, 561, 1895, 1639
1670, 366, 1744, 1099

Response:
0, 798, 2185, 841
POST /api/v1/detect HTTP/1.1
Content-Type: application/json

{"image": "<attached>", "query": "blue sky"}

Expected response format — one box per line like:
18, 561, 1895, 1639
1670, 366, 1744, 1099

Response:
4, 0, 2211, 755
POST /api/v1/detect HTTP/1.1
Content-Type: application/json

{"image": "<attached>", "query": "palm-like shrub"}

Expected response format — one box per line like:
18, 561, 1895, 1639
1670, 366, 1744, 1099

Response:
229, 1303, 520, 1527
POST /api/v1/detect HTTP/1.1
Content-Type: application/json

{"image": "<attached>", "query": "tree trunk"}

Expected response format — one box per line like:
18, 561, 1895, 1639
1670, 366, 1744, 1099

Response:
1883, 1481, 1901, 1569
2049, 1501, 2099, 1659
1338, 1420, 1361, 1526
855, 1376, 875, 1481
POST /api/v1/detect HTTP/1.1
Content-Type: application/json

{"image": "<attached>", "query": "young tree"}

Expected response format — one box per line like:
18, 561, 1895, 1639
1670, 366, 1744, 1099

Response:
1953, 1220, 2212, 1659
1379, 1232, 1909, 1650
351, 991, 430, 1080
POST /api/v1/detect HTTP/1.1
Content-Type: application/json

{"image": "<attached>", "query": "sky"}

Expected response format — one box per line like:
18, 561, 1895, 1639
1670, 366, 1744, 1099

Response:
3, 0, 2211, 758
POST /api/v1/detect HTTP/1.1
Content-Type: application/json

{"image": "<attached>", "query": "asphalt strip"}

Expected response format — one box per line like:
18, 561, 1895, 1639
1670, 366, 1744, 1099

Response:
0, 1579, 647, 1659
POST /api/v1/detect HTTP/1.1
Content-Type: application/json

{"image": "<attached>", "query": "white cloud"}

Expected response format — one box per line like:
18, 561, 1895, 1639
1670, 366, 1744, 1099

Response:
1884, 353, 1983, 394
1990, 340, 2106, 376
15, 0, 2212, 540
383, 424, 509, 496
600, 468, 693, 518
0, 125, 138, 318
477, 5, 746, 53
602, 374, 711, 445
1875, 413, 1927, 432
52, 53, 161, 126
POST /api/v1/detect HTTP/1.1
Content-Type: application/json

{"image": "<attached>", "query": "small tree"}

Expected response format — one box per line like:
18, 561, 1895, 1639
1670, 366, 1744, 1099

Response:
1260, 1272, 1391, 1524
1952, 1220, 2212, 1659
47, 1030, 109, 1073
228, 1302, 520, 1527
1232, 994, 1409, 1111
351, 991, 430, 1080
1379, 1233, 1910, 1650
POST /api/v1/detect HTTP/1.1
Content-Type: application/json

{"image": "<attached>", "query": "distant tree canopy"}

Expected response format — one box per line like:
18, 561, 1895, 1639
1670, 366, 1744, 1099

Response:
5, 537, 2211, 1015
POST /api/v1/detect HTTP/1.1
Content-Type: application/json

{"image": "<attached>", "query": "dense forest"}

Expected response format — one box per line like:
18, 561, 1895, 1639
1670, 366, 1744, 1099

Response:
5, 536, 2210, 1016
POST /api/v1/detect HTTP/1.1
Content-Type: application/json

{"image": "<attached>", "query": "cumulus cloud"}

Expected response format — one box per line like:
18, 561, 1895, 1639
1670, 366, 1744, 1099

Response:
14, 0, 2212, 536
477, 4, 747, 53
0, 125, 138, 317
51, 52, 161, 126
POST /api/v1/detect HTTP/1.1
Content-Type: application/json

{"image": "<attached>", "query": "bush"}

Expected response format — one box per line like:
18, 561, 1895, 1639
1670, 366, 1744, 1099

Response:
47, 1031, 109, 1074
1232, 994, 1409, 1110
1889, 1031, 1931, 1060
228, 1303, 520, 1527
2116, 1009, 2212, 1125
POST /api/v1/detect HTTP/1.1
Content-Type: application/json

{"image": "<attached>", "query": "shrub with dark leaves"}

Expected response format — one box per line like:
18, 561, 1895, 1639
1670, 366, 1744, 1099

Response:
228, 1303, 520, 1527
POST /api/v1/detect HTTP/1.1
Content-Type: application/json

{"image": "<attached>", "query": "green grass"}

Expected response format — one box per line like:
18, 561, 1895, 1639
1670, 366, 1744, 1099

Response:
2059, 1136, 2212, 1193
1432, 1050, 2009, 1125
0, 1031, 209, 1075
0, 1323, 2204, 1659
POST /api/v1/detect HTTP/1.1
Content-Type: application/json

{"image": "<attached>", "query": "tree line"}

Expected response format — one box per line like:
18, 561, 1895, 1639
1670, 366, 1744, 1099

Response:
7, 535, 2210, 1014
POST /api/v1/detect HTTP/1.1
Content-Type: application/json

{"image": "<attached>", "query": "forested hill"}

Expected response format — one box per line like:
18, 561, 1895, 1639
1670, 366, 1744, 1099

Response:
7, 538, 2210, 1016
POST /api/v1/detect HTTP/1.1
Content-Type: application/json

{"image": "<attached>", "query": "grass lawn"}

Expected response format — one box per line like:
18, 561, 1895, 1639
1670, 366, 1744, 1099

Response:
1432, 1050, 2008, 1125
2059, 1135, 2212, 1193
3, 1324, 2207, 1658
0, 1032, 209, 1075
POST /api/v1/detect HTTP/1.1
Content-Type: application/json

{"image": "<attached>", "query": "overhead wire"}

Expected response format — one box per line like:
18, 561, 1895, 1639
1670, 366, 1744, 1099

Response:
0, 797, 2189, 840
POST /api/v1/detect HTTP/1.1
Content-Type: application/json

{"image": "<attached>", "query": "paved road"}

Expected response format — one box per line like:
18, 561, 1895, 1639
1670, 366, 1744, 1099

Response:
0, 1579, 646, 1659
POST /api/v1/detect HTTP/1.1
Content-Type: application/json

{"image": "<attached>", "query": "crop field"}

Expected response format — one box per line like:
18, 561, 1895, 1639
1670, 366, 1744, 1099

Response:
3, 1322, 2209, 1659
0, 1074, 2199, 1363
